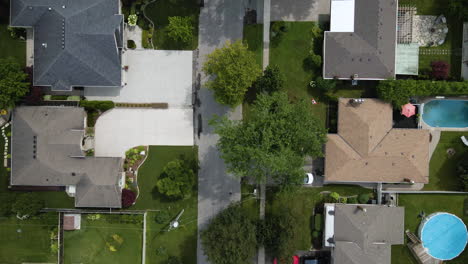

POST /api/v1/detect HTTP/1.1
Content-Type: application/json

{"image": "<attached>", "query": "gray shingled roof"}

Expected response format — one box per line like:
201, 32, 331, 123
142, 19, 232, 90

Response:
332, 204, 404, 264
11, 106, 123, 208
10, 0, 123, 91
323, 0, 397, 79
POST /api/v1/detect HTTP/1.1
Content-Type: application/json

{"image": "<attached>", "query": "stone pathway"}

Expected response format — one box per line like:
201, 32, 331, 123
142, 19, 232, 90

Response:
413, 15, 448, 46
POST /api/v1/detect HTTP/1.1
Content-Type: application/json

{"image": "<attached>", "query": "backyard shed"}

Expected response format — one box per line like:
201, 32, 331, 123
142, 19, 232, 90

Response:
63, 214, 81, 231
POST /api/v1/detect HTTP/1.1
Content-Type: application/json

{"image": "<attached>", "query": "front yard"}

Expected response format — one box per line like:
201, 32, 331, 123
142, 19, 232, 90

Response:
0, 213, 58, 263
424, 131, 468, 191
392, 194, 468, 264
63, 214, 143, 264
130, 146, 198, 264
0, 24, 26, 65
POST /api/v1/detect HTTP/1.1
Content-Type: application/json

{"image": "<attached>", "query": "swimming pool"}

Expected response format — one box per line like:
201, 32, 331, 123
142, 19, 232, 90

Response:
419, 212, 468, 260
422, 99, 468, 128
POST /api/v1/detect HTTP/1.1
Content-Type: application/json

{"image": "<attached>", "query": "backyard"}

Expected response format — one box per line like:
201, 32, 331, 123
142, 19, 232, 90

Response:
399, 0, 463, 78
266, 185, 373, 251
63, 214, 143, 264
392, 194, 468, 264
424, 131, 468, 191
0, 213, 58, 263
130, 146, 198, 264
144, 0, 200, 50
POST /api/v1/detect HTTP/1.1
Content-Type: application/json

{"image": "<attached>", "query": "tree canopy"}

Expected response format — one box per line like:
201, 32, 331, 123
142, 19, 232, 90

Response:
210, 92, 327, 187
448, 0, 468, 20
203, 40, 262, 107
12, 193, 44, 219
156, 158, 196, 200
167, 16, 193, 44
0, 58, 29, 109
261, 208, 298, 261
253, 65, 284, 95
201, 203, 257, 264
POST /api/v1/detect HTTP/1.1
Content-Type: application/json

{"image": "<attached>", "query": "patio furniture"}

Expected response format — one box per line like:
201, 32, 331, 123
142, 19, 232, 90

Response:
461, 136, 468, 147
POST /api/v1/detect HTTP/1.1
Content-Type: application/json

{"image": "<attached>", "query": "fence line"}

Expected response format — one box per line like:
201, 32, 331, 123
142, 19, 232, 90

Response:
41, 208, 146, 214
142, 212, 147, 264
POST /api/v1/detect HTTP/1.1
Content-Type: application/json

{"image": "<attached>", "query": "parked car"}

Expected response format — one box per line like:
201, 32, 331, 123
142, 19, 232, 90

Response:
304, 173, 314, 185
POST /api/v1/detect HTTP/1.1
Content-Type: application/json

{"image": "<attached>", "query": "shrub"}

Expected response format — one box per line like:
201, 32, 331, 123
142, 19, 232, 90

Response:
79, 100, 115, 112
252, 65, 284, 95
329, 192, 340, 202
377, 79, 468, 107
315, 77, 336, 93
303, 53, 322, 70
50, 95, 68, 100
87, 214, 101, 220
127, 14, 138, 26
156, 159, 196, 200
7, 26, 26, 39
23, 86, 43, 105
12, 192, 45, 218
155, 210, 170, 224
121, 189, 137, 207
347, 196, 358, 204
339, 197, 347, 203
430, 61, 450, 80
167, 16, 194, 44
312, 230, 321, 238
314, 214, 323, 231
358, 193, 370, 204
50, 241, 58, 254
127, 40, 136, 49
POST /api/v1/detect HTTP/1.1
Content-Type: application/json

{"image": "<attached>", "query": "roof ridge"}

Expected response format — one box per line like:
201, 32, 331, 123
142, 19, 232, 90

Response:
66, 48, 117, 86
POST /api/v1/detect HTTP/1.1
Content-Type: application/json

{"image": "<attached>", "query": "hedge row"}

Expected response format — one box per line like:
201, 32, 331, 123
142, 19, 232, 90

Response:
79, 100, 115, 112
377, 79, 468, 107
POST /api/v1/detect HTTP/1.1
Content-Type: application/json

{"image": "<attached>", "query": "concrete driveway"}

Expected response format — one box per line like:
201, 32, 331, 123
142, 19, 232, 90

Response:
94, 108, 193, 157
84, 50, 193, 107
271, 0, 330, 22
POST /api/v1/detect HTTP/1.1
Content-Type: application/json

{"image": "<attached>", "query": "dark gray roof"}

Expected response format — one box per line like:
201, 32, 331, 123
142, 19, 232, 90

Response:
323, 0, 397, 79
11, 106, 123, 208
10, 0, 123, 91
332, 204, 404, 264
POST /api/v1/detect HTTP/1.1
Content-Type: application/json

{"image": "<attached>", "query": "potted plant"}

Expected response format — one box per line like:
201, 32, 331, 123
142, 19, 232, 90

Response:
127, 14, 138, 27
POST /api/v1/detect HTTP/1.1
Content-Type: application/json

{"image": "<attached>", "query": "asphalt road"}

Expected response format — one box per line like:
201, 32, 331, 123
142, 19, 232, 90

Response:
196, 1, 245, 263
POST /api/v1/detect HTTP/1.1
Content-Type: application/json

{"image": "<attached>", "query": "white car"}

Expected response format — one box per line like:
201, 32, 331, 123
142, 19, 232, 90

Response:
304, 173, 314, 185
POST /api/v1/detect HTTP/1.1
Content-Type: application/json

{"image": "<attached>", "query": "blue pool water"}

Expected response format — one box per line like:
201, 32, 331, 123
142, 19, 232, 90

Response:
422, 100, 468, 128
420, 213, 468, 260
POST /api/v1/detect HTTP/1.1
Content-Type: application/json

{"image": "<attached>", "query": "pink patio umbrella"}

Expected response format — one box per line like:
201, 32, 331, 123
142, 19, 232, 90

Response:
401, 103, 416, 118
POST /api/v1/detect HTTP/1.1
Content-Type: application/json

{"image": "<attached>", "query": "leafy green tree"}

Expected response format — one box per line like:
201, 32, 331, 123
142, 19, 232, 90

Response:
12, 193, 44, 219
0, 58, 29, 109
167, 16, 194, 44
448, 0, 468, 20
201, 203, 257, 264
156, 159, 196, 200
262, 208, 297, 261
203, 40, 262, 107
253, 65, 284, 95
211, 92, 327, 187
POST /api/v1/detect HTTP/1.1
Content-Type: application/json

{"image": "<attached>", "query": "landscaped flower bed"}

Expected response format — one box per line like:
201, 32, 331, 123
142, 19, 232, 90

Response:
123, 146, 149, 203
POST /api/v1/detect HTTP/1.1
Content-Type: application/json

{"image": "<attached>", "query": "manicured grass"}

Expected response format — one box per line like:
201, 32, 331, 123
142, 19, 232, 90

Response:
0, 125, 74, 208
243, 24, 263, 67
0, 24, 26, 66
0, 213, 58, 263
241, 181, 260, 221
266, 185, 372, 251
399, 0, 463, 78
130, 146, 198, 264
424, 132, 468, 191
392, 194, 468, 264
144, 0, 200, 50
269, 22, 327, 126
63, 214, 143, 264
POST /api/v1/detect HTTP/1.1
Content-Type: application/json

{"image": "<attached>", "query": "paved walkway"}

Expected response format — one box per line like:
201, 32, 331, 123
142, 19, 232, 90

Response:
262, 0, 271, 69
125, 25, 143, 49
196, 1, 244, 263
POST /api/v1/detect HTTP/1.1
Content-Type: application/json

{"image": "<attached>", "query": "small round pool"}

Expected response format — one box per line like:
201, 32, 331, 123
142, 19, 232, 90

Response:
419, 212, 468, 260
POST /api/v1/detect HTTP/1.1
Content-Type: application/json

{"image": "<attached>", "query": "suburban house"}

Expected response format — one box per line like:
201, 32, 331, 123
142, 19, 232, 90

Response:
325, 98, 429, 184
9, 0, 123, 91
324, 204, 404, 264
11, 106, 124, 208
323, 0, 397, 80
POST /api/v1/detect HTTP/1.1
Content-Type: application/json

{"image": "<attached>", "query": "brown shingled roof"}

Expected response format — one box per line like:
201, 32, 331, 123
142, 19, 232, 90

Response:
325, 98, 429, 183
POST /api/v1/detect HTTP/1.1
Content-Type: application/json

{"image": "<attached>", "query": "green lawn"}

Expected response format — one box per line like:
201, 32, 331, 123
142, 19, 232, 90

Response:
0, 213, 58, 263
424, 131, 468, 191
269, 22, 327, 126
399, 0, 463, 78
267, 185, 372, 251
392, 194, 468, 264
130, 146, 198, 264
63, 214, 143, 264
0, 125, 75, 208
243, 24, 263, 67
0, 24, 26, 66
144, 0, 200, 50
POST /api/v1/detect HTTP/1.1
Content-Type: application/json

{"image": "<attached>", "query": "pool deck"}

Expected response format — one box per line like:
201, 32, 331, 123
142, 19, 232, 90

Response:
406, 230, 443, 264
